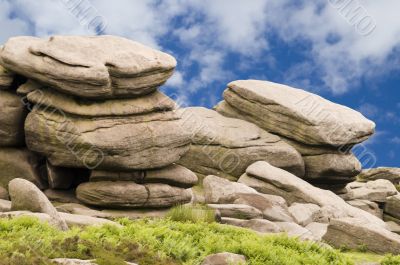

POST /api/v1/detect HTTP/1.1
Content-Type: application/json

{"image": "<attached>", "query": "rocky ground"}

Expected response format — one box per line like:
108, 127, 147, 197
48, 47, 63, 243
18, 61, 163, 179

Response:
0, 35, 399, 264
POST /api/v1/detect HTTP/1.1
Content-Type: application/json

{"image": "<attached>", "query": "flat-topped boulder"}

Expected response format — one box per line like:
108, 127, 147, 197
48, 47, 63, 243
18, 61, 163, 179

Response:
90, 164, 198, 188
25, 106, 191, 170
0, 90, 27, 146
0, 35, 176, 99
76, 181, 192, 208
357, 167, 400, 184
178, 107, 304, 179
215, 80, 375, 146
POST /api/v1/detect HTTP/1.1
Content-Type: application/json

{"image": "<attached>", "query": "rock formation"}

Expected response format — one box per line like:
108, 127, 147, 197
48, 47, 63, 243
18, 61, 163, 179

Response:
215, 80, 374, 187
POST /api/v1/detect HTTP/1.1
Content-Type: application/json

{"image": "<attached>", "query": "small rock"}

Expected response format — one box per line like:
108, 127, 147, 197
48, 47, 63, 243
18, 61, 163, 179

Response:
288, 203, 321, 226
305, 222, 328, 241
384, 194, 400, 220
274, 222, 315, 241
341, 180, 398, 202
201, 252, 246, 265
59, 212, 120, 227
0, 199, 11, 212
0, 186, 9, 200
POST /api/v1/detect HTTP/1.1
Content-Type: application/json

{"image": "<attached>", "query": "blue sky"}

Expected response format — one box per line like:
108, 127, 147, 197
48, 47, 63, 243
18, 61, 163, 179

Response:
0, 0, 399, 168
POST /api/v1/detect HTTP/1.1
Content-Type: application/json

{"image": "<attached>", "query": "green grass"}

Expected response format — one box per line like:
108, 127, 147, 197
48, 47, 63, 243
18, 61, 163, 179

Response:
0, 216, 352, 265
0, 216, 399, 265
166, 204, 216, 223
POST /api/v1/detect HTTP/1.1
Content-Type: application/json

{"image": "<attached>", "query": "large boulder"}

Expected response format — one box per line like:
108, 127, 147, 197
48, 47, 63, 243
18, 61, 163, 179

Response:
203, 175, 257, 204
0, 148, 46, 189
0, 90, 27, 146
177, 107, 304, 179
0, 35, 176, 99
385, 194, 400, 220
76, 181, 192, 208
25, 106, 191, 170
357, 167, 400, 184
238, 161, 386, 227
323, 217, 400, 254
303, 153, 361, 185
90, 164, 198, 188
215, 80, 375, 146
288, 203, 322, 226
8, 178, 68, 230
341, 180, 398, 202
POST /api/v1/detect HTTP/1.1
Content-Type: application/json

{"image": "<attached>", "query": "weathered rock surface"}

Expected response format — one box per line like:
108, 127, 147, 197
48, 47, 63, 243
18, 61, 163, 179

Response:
0, 199, 11, 212
25, 106, 191, 170
91, 164, 198, 188
76, 181, 192, 208
44, 189, 80, 203
238, 161, 386, 227
232, 193, 293, 222
386, 221, 400, 234
177, 107, 304, 179
347, 200, 383, 219
303, 153, 361, 184
0, 65, 14, 89
305, 222, 328, 241
385, 194, 400, 220
52, 258, 137, 265
221, 217, 281, 234
215, 80, 375, 146
8, 178, 68, 230
274, 222, 315, 241
203, 175, 257, 204
26, 85, 177, 117
323, 217, 400, 254
288, 203, 322, 226
0, 90, 27, 146
341, 180, 398, 202
208, 204, 263, 219
0, 148, 46, 189
201, 252, 246, 265
0, 35, 176, 99
357, 167, 400, 184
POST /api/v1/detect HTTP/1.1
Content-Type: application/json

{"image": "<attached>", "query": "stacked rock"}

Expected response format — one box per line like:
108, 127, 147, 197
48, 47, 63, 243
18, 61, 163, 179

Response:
0, 35, 196, 209
215, 80, 375, 189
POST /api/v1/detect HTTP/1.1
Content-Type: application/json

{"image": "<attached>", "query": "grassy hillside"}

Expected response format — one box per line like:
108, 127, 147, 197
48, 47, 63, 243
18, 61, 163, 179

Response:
0, 216, 399, 265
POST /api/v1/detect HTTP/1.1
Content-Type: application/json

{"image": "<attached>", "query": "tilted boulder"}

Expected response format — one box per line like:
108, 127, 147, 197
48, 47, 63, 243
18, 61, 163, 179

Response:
288, 203, 322, 226
207, 204, 263, 220
76, 181, 192, 208
178, 107, 304, 179
0, 35, 176, 99
347, 200, 382, 219
238, 161, 386, 227
8, 178, 68, 230
215, 80, 375, 146
90, 164, 198, 188
323, 217, 400, 254
0, 90, 27, 146
0, 148, 46, 189
221, 217, 281, 234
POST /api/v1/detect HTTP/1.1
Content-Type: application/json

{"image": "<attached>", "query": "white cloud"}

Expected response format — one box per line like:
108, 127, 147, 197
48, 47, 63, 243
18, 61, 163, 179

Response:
391, 137, 400, 144
358, 103, 379, 118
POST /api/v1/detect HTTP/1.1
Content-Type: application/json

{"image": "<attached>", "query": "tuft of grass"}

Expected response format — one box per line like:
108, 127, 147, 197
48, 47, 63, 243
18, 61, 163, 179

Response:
166, 204, 216, 223
381, 254, 400, 265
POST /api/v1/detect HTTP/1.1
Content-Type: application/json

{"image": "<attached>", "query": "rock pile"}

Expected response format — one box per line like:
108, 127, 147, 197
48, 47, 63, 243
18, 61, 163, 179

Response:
0, 35, 196, 209
215, 80, 374, 188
